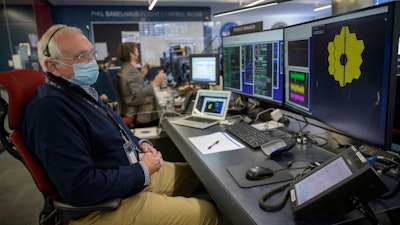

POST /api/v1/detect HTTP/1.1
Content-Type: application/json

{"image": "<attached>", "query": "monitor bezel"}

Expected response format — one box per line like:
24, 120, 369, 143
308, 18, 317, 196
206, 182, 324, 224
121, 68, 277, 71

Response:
298, 2, 398, 150
189, 53, 220, 89
222, 28, 284, 106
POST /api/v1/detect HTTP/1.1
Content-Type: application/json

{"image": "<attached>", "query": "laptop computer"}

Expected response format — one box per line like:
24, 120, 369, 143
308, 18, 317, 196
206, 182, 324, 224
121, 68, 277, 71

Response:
171, 90, 231, 129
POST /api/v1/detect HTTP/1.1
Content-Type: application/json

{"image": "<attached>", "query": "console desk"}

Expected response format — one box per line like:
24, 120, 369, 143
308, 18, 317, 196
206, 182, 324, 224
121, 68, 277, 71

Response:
161, 114, 400, 225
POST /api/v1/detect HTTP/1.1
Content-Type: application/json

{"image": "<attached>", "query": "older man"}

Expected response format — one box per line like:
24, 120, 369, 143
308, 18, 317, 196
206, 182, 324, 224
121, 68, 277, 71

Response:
22, 24, 221, 225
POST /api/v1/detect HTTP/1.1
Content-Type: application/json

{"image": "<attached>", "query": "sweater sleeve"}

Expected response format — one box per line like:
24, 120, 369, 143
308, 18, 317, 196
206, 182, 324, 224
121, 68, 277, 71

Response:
23, 95, 146, 206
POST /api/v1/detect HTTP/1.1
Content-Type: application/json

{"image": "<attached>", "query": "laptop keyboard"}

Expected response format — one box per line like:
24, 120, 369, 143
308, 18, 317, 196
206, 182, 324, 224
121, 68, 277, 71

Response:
225, 122, 272, 148
185, 117, 217, 123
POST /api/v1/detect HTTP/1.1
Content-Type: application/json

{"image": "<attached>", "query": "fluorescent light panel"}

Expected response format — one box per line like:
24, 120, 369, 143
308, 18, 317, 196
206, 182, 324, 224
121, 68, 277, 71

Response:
314, 4, 332, 12
148, 0, 158, 10
214, 2, 278, 17
245, 0, 267, 7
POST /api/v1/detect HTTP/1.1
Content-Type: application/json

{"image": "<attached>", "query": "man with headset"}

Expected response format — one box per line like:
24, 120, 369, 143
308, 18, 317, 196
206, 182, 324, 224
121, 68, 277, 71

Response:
22, 24, 221, 225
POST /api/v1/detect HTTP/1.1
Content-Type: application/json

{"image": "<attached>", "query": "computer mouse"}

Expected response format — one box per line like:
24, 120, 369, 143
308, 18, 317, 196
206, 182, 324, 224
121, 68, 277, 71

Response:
245, 166, 274, 180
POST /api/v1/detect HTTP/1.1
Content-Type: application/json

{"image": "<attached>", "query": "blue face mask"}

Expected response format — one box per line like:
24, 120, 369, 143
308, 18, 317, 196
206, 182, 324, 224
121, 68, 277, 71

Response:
69, 60, 99, 86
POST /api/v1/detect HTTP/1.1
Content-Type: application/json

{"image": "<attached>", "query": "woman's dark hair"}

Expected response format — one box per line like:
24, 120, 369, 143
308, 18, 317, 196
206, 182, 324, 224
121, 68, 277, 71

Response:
118, 42, 138, 62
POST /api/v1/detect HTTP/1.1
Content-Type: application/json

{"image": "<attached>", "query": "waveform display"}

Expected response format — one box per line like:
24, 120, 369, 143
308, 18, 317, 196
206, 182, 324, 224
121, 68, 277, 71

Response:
288, 70, 309, 107
290, 83, 305, 94
290, 93, 305, 102
290, 71, 307, 81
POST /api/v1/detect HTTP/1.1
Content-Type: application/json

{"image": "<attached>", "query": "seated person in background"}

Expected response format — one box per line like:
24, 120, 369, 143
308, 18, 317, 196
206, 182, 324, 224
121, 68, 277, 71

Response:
117, 42, 166, 126
23, 24, 221, 225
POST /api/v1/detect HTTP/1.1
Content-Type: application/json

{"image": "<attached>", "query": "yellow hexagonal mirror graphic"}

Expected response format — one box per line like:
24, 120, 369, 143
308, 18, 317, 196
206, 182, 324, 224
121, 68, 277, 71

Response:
327, 26, 365, 87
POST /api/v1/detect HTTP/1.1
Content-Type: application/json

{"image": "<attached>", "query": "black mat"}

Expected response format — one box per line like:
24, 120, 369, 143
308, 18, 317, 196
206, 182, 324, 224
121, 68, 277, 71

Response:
227, 160, 293, 188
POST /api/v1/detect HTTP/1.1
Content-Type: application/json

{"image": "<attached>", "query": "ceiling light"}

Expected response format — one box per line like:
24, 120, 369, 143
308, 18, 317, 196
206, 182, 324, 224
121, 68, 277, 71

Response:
245, 0, 267, 7
148, 0, 158, 11
314, 4, 332, 12
214, 2, 278, 17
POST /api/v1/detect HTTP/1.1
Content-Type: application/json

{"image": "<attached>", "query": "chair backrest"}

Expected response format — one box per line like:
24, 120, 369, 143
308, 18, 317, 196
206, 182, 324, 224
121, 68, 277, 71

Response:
0, 69, 60, 200
0, 69, 45, 129
104, 69, 123, 115
105, 69, 136, 126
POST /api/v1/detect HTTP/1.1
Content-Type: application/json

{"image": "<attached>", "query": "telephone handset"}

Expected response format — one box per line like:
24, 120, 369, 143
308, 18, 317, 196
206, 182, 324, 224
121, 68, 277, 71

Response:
181, 91, 196, 114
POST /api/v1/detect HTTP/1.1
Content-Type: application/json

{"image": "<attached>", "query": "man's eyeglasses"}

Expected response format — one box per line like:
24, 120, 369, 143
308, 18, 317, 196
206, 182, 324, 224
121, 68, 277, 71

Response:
55, 49, 98, 64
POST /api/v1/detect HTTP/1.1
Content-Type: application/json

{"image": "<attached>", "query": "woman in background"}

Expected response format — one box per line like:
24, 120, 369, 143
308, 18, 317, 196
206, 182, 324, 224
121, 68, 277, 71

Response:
117, 42, 166, 127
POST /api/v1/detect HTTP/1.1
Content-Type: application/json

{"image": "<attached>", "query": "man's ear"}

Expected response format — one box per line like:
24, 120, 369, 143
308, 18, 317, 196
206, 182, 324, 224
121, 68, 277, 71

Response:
45, 59, 61, 76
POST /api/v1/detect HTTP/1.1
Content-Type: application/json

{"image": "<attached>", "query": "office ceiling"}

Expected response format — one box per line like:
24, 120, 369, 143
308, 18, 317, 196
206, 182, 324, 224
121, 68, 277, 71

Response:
44, 0, 326, 7
6, 0, 333, 17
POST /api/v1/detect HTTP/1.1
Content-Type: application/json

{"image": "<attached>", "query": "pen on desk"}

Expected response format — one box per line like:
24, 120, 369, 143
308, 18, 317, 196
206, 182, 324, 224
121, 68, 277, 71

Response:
208, 140, 220, 150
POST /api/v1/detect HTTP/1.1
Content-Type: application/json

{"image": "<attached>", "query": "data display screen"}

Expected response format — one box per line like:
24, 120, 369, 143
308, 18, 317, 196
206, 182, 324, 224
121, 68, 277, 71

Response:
222, 28, 284, 105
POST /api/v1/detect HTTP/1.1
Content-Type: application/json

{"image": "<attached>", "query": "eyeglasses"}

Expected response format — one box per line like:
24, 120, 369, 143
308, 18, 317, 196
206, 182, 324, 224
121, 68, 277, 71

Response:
55, 49, 98, 64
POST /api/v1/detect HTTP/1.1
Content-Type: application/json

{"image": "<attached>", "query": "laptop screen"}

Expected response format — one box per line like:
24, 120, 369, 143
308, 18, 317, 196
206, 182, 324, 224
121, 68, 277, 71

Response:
192, 90, 231, 120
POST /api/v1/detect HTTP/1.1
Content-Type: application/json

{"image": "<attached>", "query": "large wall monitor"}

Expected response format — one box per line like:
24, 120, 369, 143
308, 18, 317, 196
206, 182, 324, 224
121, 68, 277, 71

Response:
222, 28, 284, 105
310, 3, 399, 149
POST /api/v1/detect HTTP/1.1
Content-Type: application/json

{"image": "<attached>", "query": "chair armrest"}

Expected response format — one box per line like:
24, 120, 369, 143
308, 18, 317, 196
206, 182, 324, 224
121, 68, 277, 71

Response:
54, 198, 122, 223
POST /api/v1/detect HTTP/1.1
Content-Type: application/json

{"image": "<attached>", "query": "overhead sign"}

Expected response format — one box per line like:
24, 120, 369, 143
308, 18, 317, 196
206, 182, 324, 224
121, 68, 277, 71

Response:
230, 21, 263, 35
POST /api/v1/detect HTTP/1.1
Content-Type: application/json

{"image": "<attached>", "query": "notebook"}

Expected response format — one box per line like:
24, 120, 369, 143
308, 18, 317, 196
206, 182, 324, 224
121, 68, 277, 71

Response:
171, 90, 231, 129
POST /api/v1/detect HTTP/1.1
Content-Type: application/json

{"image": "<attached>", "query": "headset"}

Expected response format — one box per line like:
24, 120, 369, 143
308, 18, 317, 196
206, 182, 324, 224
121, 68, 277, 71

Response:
43, 26, 66, 57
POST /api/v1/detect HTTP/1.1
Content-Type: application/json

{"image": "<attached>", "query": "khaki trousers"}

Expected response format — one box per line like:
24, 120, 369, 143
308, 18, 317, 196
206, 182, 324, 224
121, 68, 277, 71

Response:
67, 162, 221, 225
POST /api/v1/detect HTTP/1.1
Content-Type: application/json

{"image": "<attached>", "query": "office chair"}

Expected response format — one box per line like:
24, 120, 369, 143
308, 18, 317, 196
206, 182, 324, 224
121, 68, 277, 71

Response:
0, 69, 121, 225
104, 68, 136, 127
104, 69, 158, 128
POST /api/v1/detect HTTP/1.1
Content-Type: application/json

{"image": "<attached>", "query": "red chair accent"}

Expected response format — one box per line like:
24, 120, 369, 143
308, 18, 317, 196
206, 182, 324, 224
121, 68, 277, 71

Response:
0, 69, 121, 225
122, 116, 133, 126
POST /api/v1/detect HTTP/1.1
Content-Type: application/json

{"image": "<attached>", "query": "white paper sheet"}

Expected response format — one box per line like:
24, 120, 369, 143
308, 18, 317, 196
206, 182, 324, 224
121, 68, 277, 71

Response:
188, 132, 245, 154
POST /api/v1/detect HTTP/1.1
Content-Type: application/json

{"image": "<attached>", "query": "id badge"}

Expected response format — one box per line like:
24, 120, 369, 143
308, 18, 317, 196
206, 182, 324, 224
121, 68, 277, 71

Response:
123, 140, 138, 164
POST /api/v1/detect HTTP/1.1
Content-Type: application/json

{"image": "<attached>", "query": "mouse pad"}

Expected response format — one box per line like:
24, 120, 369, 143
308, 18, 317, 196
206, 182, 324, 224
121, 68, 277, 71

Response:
227, 160, 293, 188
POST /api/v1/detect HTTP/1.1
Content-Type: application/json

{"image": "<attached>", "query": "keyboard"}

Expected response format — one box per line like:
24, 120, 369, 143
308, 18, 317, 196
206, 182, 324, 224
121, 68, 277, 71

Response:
225, 122, 272, 148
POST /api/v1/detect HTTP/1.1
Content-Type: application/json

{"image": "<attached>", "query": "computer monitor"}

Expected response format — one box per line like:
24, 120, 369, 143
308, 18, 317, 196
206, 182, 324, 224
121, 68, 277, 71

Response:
284, 24, 312, 115
189, 53, 219, 89
222, 28, 284, 105
170, 52, 185, 86
283, 17, 346, 116
310, 2, 399, 149
177, 56, 190, 82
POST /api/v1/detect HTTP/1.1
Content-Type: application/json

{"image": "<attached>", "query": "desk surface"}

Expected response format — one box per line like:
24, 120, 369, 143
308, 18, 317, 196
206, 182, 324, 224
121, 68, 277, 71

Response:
161, 116, 400, 225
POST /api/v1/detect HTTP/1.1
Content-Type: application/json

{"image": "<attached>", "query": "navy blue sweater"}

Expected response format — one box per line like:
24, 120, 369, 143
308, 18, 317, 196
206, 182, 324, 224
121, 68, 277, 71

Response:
23, 73, 146, 206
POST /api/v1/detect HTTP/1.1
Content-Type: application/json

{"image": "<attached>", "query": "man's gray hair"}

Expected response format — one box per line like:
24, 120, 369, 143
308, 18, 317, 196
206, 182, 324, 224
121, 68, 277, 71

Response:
37, 25, 82, 72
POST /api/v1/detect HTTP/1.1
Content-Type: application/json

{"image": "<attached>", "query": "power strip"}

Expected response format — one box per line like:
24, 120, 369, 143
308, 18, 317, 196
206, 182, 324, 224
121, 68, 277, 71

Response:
358, 145, 399, 164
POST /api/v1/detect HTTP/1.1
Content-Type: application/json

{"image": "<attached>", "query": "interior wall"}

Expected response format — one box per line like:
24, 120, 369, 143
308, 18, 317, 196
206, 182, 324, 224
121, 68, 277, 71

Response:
51, 5, 211, 67
0, 4, 37, 71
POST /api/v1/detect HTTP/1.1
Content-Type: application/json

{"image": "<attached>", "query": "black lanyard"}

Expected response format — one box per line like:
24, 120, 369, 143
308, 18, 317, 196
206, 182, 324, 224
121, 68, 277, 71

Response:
46, 78, 133, 144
